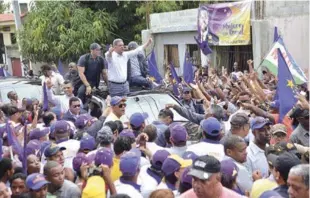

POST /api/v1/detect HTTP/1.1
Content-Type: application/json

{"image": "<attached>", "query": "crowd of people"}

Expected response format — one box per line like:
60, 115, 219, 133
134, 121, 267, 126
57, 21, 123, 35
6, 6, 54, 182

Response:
0, 38, 309, 198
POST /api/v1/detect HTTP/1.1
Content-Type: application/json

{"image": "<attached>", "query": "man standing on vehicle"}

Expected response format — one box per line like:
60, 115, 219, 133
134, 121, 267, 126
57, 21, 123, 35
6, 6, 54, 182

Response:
77, 43, 108, 104
40, 65, 64, 95
105, 37, 153, 97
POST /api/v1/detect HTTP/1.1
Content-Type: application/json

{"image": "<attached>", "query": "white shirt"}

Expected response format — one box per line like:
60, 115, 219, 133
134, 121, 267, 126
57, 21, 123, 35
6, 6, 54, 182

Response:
244, 142, 269, 178
105, 46, 143, 82
166, 145, 188, 157
139, 165, 161, 198
114, 179, 143, 198
58, 139, 80, 169
46, 87, 82, 114
186, 140, 224, 161
146, 142, 164, 155
40, 71, 64, 95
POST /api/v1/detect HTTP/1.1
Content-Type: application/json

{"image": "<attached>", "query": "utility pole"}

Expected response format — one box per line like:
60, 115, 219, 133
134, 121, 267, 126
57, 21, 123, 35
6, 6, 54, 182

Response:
11, 0, 24, 76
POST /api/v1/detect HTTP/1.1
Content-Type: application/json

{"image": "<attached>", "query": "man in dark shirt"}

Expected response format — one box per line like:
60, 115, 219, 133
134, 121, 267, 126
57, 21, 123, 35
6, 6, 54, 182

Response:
77, 43, 107, 103
64, 62, 81, 96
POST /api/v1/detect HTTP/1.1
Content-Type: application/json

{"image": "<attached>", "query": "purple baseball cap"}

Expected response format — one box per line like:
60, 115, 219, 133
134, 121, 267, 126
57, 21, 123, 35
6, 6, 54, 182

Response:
110, 96, 126, 106
129, 112, 148, 127
72, 153, 90, 172
250, 117, 272, 131
200, 117, 221, 137
80, 134, 96, 151
120, 148, 141, 176
220, 159, 238, 180
182, 151, 199, 161
39, 141, 51, 157
94, 148, 114, 167
29, 128, 50, 140
26, 140, 42, 156
54, 120, 70, 133
170, 124, 187, 144
75, 114, 92, 129
161, 155, 192, 176
26, 173, 50, 191
44, 143, 66, 158
151, 150, 170, 169
181, 167, 192, 184
119, 129, 135, 139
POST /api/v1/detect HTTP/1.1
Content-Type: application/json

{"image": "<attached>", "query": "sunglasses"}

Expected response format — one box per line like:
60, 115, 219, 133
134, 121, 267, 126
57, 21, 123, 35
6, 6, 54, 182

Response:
183, 91, 190, 94
118, 103, 127, 108
73, 104, 81, 108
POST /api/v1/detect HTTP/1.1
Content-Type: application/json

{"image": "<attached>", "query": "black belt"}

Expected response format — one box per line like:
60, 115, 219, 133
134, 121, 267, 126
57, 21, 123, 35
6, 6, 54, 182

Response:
109, 81, 127, 84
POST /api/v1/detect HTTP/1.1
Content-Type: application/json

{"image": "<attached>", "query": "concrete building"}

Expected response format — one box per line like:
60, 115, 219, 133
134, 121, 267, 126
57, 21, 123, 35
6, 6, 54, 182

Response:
142, 0, 309, 78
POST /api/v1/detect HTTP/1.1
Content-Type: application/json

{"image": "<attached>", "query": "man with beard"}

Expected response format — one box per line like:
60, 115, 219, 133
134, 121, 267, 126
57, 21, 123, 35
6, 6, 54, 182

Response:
64, 62, 81, 96
290, 107, 309, 147
7, 91, 22, 108
244, 117, 271, 178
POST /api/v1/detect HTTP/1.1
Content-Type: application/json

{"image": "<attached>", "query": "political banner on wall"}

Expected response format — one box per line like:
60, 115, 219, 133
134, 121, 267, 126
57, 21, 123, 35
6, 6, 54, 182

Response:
260, 37, 308, 85
198, 1, 251, 46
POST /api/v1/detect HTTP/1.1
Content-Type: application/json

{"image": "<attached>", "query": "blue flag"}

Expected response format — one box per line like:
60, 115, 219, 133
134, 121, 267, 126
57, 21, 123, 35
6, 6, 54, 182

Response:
5, 119, 23, 160
169, 62, 180, 96
274, 26, 279, 42
148, 50, 163, 84
183, 52, 194, 84
43, 82, 49, 111
194, 36, 213, 56
58, 59, 64, 76
276, 48, 297, 123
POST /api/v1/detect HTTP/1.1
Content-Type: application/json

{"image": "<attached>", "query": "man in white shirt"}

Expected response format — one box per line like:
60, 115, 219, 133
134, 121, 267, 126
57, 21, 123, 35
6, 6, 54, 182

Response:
186, 117, 225, 161
167, 124, 188, 157
245, 116, 271, 178
105, 37, 152, 97
114, 148, 143, 198
46, 80, 82, 114
40, 65, 64, 95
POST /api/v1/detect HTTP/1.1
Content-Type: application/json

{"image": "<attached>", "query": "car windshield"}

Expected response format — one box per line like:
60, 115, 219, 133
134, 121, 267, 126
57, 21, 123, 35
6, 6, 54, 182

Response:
126, 93, 187, 124
0, 82, 42, 103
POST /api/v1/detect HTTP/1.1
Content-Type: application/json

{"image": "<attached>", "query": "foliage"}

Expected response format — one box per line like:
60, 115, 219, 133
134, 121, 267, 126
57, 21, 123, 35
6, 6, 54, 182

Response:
18, 1, 116, 63
0, 1, 9, 13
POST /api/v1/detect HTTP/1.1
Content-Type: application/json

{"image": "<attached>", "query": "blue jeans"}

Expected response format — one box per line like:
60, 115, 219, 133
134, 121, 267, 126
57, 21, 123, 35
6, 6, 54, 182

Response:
130, 76, 153, 89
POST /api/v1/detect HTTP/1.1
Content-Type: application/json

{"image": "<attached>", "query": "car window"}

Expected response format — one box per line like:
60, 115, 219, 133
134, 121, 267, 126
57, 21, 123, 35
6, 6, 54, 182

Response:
0, 84, 42, 103
0, 87, 14, 103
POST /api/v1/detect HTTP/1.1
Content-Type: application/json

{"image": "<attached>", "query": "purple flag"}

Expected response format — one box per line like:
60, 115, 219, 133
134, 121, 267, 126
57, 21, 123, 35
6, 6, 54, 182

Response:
58, 59, 64, 76
148, 50, 163, 84
0, 138, 3, 160
22, 121, 27, 174
5, 119, 23, 160
43, 82, 49, 111
194, 36, 213, 56
274, 26, 279, 42
277, 49, 297, 123
169, 62, 180, 96
0, 68, 4, 77
183, 52, 194, 84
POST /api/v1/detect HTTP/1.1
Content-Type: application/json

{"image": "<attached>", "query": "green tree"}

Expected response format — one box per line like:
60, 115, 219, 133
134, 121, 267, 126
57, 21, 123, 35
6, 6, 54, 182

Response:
18, 1, 116, 63
0, 1, 9, 13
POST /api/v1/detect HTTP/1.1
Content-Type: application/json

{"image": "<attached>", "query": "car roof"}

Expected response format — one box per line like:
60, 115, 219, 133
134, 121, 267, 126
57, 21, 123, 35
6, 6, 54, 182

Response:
0, 77, 41, 86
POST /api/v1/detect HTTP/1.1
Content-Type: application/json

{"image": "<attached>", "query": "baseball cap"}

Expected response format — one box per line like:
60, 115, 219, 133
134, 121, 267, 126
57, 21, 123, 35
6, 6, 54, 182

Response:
259, 190, 282, 198
276, 142, 301, 159
130, 112, 148, 127
161, 155, 192, 176
120, 148, 141, 176
220, 159, 238, 180
95, 148, 114, 167
181, 167, 192, 184
182, 87, 192, 93
230, 113, 249, 126
170, 124, 187, 144
200, 117, 221, 137
110, 96, 126, 106
80, 134, 96, 151
151, 150, 170, 169
26, 140, 41, 156
72, 153, 90, 172
267, 153, 279, 167
44, 143, 66, 158
182, 151, 199, 161
75, 114, 93, 129
291, 107, 309, 119
188, 155, 220, 180
26, 173, 50, 191
119, 129, 135, 139
250, 179, 278, 198
271, 123, 287, 135
90, 43, 102, 50
274, 152, 301, 176
250, 117, 272, 130
54, 120, 70, 133
128, 41, 138, 50
82, 176, 106, 198
96, 126, 114, 145
29, 128, 49, 140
